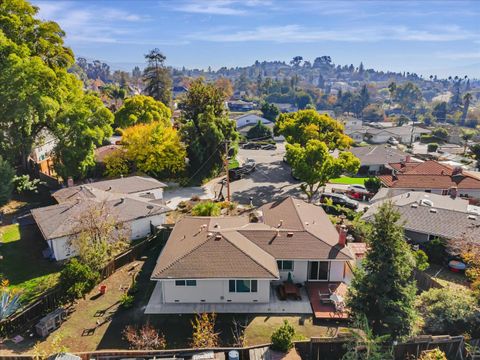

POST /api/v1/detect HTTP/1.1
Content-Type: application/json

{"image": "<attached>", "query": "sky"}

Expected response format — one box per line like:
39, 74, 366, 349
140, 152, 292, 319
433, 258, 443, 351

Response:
31, 0, 480, 78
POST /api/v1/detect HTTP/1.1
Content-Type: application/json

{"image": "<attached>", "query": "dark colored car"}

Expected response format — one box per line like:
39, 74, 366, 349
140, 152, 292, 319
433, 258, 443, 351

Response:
319, 192, 359, 210
242, 142, 262, 150
261, 144, 277, 150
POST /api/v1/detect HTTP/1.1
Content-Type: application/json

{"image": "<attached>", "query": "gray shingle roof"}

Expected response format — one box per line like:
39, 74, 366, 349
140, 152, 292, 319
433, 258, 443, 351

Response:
349, 145, 410, 166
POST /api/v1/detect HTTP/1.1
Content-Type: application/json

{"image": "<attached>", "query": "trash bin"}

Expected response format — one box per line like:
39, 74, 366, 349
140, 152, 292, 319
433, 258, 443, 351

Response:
228, 350, 239, 360
99, 284, 107, 294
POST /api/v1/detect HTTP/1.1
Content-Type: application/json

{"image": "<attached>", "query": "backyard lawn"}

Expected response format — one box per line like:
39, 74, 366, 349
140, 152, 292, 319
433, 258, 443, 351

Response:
329, 177, 369, 185
0, 223, 61, 302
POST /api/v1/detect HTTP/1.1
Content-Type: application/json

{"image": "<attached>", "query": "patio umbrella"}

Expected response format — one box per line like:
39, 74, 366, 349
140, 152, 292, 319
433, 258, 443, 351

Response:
287, 272, 293, 283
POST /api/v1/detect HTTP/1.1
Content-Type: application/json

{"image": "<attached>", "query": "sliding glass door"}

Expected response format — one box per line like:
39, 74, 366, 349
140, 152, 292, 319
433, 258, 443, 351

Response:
308, 261, 330, 281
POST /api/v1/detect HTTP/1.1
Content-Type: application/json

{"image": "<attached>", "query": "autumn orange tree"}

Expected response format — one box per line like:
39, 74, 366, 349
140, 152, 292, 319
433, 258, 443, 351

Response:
123, 323, 167, 350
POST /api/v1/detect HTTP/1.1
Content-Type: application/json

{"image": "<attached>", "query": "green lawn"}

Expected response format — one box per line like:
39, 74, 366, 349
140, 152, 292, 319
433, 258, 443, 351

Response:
329, 177, 369, 185
0, 223, 61, 302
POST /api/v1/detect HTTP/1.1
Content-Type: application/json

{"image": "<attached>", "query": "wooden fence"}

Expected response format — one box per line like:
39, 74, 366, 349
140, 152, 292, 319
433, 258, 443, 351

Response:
0, 232, 165, 337
414, 270, 444, 292
1, 336, 468, 360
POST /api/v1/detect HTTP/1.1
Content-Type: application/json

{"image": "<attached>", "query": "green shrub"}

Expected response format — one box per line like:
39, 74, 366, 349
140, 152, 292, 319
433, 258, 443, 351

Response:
271, 320, 295, 353
427, 143, 439, 152
423, 238, 446, 265
414, 249, 429, 271
416, 287, 480, 336
191, 201, 221, 216
13, 174, 43, 195
364, 177, 381, 193
247, 120, 273, 140
60, 259, 99, 299
120, 293, 134, 308
419, 348, 447, 360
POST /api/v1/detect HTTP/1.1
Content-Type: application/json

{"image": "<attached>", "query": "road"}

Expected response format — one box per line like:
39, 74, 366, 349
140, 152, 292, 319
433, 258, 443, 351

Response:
223, 142, 305, 206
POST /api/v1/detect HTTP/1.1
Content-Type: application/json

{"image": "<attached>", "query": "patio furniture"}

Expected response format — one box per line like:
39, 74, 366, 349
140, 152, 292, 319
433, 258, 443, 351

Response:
319, 292, 332, 305
283, 282, 301, 300
277, 285, 287, 300
448, 260, 466, 273
330, 293, 345, 313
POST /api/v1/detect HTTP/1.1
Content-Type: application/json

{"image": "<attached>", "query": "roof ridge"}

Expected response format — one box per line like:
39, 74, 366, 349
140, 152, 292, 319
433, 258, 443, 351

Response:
220, 231, 279, 278
289, 197, 305, 230
155, 227, 214, 275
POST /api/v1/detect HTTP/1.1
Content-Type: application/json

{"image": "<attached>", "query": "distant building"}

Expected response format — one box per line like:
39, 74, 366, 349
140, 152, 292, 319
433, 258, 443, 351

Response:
234, 114, 272, 129
227, 100, 256, 112
172, 85, 188, 99
29, 129, 57, 176
349, 145, 416, 175
271, 103, 298, 113
365, 125, 431, 144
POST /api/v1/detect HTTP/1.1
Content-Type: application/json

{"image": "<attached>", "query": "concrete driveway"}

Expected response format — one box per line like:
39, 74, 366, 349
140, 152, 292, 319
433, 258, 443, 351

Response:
222, 142, 305, 206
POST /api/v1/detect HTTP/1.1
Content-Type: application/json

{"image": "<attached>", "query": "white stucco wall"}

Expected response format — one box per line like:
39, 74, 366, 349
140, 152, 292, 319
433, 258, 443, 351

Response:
161, 279, 271, 303
49, 214, 165, 261
236, 114, 271, 129
329, 262, 345, 282
277, 260, 348, 283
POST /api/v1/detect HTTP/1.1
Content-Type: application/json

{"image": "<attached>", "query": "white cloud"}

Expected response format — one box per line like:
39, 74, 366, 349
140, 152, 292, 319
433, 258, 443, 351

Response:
437, 52, 480, 60
188, 24, 477, 43
174, 0, 246, 15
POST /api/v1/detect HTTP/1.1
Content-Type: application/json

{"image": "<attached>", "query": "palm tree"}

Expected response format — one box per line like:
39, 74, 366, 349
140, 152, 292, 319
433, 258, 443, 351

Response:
461, 129, 476, 155
462, 93, 473, 125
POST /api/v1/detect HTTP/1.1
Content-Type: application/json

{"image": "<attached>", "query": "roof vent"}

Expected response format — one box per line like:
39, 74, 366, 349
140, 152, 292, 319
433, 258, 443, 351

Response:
287, 232, 293, 237
468, 215, 477, 220
106, 186, 112, 191
277, 220, 283, 228
411, 203, 418, 208
305, 222, 309, 226
429, 208, 437, 213
207, 232, 213, 237
420, 199, 433, 207
215, 235, 222, 241
214, 223, 219, 228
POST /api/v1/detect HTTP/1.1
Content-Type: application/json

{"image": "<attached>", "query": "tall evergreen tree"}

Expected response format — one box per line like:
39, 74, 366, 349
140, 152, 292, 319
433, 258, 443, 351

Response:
347, 202, 417, 338
143, 49, 172, 106
0, 155, 14, 207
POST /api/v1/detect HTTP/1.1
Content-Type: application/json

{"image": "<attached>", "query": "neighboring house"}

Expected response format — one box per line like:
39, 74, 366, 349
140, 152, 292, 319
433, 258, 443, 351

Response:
29, 129, 57, 176
146, 197, 364, 313
235, 114, 272, 129
345, 127, 368, 143
349, 146, 417, 175
363, 191, 480, 243
379, 160, 480, 200
365, 125, 431, 144
272, 103, 298, 113
340, 116, 363, 130
31, 176, 168, 261
172, 85, 188, 99
94, 145, 123, 164
228, 100, 256, 112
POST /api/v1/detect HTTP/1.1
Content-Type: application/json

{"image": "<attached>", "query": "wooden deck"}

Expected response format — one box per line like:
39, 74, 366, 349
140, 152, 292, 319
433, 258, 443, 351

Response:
305, 282, 349, 320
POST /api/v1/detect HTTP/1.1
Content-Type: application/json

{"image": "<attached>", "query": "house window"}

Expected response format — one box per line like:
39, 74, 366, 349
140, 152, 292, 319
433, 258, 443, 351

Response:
229, 280, 258, 293
277, 260, 294, 271
308, 261, 330, 281
175, 280, 197, 286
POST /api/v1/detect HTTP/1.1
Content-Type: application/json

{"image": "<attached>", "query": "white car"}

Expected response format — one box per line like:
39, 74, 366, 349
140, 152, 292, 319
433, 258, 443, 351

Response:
347, 184, 369, 194
387, 137, 399, 145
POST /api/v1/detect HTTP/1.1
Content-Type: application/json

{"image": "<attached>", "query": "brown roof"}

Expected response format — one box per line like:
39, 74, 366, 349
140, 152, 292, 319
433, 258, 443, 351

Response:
53, 176, 166, 203
151, 197, 354, 280
94, 145, 122, 163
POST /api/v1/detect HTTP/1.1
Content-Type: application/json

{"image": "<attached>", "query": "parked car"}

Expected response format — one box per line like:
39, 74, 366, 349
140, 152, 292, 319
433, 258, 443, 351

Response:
242, 142, 262, 150
387, 137, 399, 145
319, 192, 359, 210
347, 184, 369, 194
261, 144, 277, 150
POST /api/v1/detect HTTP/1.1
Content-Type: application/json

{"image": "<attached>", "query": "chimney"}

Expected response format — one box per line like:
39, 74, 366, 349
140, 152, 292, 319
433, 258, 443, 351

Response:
67, 176, 74, 187
336, 224, 348, 248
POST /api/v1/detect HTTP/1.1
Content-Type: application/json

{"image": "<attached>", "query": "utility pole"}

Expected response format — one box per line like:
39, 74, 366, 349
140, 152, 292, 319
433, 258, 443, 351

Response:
224, 140, 231, 202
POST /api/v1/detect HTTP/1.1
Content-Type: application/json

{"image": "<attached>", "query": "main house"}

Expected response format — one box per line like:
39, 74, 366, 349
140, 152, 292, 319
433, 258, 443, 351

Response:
146, 197, 364, 314
379, 160, 480, 200
31, 176, 169, 261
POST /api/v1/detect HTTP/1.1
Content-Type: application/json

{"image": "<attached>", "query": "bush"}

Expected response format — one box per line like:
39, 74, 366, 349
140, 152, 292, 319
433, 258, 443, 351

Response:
423, 238, 446, 265
60, 259, 99, 299
123, 323, 166, 350
427, 143, 439, 152
191, 201, 221, 216
0, 156, 14, 207
120, 293, 134, 308
271, 320, 295, 353
416, 287, 480, 336
364, 177, 381, 193
419, 348, 447, 360
247, 120, 273, 140
414, 249, 429, 271
13, 174, 43, 195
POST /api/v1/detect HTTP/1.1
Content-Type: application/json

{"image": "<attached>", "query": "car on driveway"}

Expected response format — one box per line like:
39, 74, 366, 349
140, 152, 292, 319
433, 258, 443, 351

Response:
242, 142, 262, 150
319, 192, 359, 210
261, 143, 277, 150
347, 184, 369, 194
387, 137, 399, 146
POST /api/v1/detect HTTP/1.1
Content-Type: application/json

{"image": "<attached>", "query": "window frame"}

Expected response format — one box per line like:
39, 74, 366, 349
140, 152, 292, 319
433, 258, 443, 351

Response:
228, 279, 258, 293
277, 260, 294, 271
175, 280, 197, 287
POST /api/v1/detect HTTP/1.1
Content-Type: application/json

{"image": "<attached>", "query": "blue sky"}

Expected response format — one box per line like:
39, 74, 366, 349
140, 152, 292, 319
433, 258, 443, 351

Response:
32, 0, 480, 78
